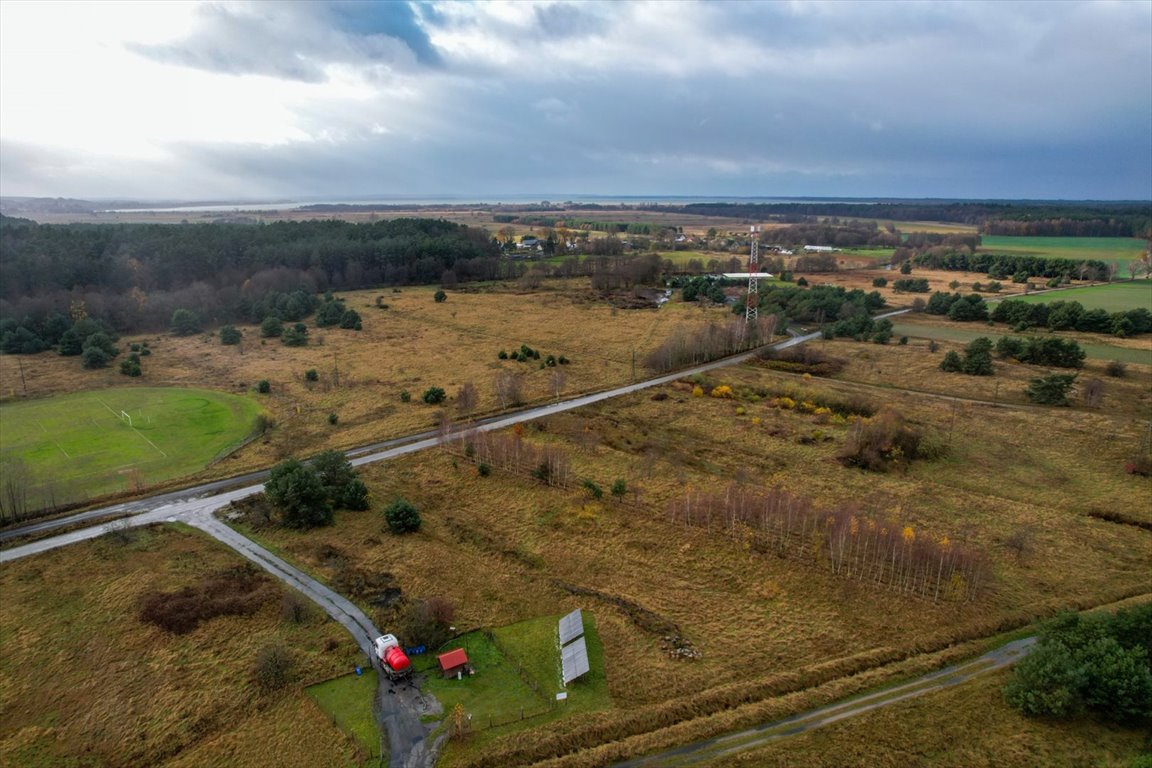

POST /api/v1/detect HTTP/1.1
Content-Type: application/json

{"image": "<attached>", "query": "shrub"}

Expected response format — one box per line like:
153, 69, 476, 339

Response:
582, 479, 603, 499
339, 309, 362, 330
899, 261, 912, 275
253, 645, 294, 692
384, 498, 421, 534
892, 278, 930, 293
281, 323, 308, 347
611, 478, 627, 500
796, 277, 809, 286
119, 359, 142, 377
558, 356, 570, 365
1004, 605, 1152, 723
422, 386, 446, 405
434, 290, 447, 303
1025, 373, 1077, 406
260, 316, 283, 338
940, 350, 963, 372
400, 389, 411, 403
170, 308, 201, 336
220, 325, 242, 345
139, 565, 270, 635
327, 413, 338, 425
81, 346, 111, 369
264, 458, 333, 529
710, 385, 735, 399
257, 379, 271, 394
281, 592, 313, 624
305, 369, 319, 382
837, 409, 924, 472
872, 277, 888, 288
898, 336, 908, 345
498, 350, 509, 360
477, 463, 491, 477
1105, 360, 1127, 378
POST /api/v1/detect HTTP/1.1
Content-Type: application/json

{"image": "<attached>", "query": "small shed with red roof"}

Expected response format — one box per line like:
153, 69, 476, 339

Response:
438, 647, 471, 679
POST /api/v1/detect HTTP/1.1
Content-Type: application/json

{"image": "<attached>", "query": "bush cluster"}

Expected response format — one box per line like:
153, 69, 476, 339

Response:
940, 338, 994, 376
498, 343, 569, 365
138, 564, 272, 635
837, 409, 924, 472
992, 300, 1151, 337
1004, 604, 1152, 722
994, 336, 1085, 368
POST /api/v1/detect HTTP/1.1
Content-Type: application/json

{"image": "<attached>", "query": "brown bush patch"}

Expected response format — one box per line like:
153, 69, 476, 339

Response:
138, 564, 274, 634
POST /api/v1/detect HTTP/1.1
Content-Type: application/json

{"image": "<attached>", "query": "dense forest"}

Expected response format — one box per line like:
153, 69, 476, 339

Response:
0, 216, 502, 336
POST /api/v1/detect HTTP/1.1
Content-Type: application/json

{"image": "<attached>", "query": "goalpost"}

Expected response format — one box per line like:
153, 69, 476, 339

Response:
120, 410, 133, 428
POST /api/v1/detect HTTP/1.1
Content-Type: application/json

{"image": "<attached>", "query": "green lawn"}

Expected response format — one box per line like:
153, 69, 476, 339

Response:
421, 629, 545, 727
305, 670, 381, 761
993, 280, 1152, 313
422, 613, 612, 730
891, 322, 1151, 366
979, 236, 1148, 268
0, 386, 264, 510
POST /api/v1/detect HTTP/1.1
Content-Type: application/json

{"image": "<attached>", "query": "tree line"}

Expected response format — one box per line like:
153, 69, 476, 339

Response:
912, 250, 1112, 282
991, 299, 1152, 337
660, 202, 1151, 237
0, 215, 502, 336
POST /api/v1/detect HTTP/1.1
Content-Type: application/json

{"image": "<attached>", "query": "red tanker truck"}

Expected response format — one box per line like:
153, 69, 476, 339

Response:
373, 634, 412, 681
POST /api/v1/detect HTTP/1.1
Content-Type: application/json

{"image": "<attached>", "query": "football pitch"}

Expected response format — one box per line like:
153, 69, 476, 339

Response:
0, 387, 263, 510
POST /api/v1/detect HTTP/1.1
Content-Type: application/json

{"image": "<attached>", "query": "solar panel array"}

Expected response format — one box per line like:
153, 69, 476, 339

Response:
561, 637, 590, 684
558, 608, 590, 684
558, 608, 584, 646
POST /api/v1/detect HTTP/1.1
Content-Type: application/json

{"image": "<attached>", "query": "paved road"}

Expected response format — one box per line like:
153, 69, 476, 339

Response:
614, 638, 1037, 767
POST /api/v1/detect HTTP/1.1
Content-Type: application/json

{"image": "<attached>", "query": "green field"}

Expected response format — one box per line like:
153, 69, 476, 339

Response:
994, 280, 1152, 312
891, 322, 1151, 366
0, 386, 263, 510
422, 613, 610, 734
979, 236, 1148, 268
305, 670, 381, 760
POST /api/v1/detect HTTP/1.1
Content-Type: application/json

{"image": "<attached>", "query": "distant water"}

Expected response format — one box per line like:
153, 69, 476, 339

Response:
104, 195, 889, 214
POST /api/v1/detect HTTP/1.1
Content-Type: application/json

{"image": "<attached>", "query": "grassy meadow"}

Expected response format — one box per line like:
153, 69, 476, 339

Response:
222, 335, 1151, 766
0, 524, 364, 768
998, 279, 1152, 312
979, 236, 1149, 269
0, 387, 264, 509
889, 318, 1152, 366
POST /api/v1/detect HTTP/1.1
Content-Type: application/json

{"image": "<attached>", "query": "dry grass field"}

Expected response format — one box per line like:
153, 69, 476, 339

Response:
0, 524, 364, 768
225, 335, 1150, 766
713, 667, 1148, 768
0, 281, 740, 494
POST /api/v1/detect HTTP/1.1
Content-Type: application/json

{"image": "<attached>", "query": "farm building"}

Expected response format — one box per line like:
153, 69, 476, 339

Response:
438, 648, 472, 679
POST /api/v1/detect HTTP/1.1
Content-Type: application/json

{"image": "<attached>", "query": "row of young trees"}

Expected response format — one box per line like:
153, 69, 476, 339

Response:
455, 430, 573, 488
643, 316, 778, 373
666, 484, 986, 601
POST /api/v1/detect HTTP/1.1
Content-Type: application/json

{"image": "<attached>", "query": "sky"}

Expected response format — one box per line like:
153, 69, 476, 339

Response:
1, 0, 1149, 202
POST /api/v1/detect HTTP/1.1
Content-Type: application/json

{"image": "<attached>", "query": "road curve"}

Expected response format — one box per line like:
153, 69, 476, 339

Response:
613, 637, 1036, 768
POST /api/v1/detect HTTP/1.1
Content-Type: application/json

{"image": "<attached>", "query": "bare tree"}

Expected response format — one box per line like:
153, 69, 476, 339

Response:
0, 458, 30, 524
455, 381, 478, 420
493, 371, 524, 409
1082, 378, 1105, 408
549, 370, 566, 401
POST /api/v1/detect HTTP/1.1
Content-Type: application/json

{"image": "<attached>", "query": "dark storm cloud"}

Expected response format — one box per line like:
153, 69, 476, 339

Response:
127, 0, 437, 82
